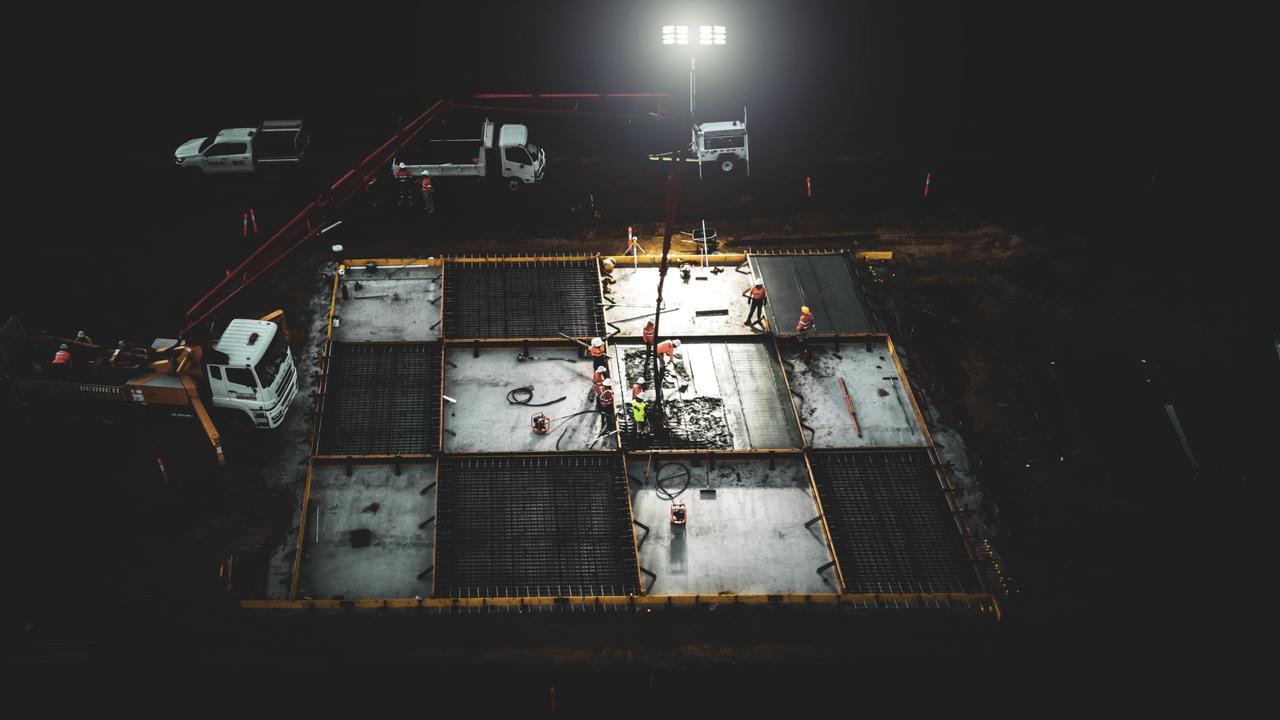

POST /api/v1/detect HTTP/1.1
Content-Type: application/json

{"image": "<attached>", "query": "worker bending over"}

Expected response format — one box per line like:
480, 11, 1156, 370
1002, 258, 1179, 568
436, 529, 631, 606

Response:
656, 338, 682, 367
596, 378, 615, 411
642, 320, 656, 346
51, 343, 72, 372
582, 336, 608, 363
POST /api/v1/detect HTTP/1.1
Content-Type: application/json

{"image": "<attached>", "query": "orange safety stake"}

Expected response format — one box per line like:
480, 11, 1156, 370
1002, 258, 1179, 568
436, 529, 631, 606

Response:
923, 172, 932, 198
249, 208, 258, 234
155, 456, 170, 483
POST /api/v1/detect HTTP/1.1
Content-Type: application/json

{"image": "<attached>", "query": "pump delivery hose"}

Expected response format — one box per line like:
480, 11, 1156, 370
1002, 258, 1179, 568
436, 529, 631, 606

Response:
506, 386, 567, 407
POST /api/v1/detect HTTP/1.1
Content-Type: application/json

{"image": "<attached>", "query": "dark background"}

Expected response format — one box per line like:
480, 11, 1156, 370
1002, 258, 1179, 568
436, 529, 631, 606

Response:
2, 0, 1268, 695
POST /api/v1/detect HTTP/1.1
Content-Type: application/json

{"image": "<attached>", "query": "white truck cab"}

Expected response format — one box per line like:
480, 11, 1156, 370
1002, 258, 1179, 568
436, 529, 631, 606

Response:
205, 319, 298, 428
175, 120, 309, 175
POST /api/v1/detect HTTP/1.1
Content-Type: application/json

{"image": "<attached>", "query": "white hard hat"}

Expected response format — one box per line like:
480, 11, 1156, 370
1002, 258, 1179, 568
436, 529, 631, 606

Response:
595, 366, 607, 374
398, 162, 405, 168
672, 339, 682, 347
754, 277, 764, 285
590, 337, 603, 347
602, 378, 613, 386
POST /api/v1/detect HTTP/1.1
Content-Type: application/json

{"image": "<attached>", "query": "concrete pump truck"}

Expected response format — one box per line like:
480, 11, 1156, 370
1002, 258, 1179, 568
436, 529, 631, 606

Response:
0, 311, 299, 465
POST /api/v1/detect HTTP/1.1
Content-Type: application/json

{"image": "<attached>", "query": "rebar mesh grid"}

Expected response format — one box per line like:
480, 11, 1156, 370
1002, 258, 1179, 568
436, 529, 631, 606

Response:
318, 342, 441, 454
809, 450, 979, 593
443, 261, 605, 339
434, 455, 639, 597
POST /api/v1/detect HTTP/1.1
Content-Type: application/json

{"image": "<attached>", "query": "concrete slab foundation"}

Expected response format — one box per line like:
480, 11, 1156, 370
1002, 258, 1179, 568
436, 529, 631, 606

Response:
332, 263, 442, 343
751, 255, 874, 336
442, 345, 614, 452
295, 461, 436, 600
603, 265, 759, 337
630, 458, 833, 595
611, 339, 801, 450
782, 338, 927, 448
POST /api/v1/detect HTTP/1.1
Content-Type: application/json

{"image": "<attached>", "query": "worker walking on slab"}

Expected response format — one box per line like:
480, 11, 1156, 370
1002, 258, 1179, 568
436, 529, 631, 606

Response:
743, 277, 768, 326
796, 305, 815, 363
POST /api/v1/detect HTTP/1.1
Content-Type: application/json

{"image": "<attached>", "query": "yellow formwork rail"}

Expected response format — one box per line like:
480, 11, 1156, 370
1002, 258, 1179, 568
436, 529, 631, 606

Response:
242, 592, 999, 618
288, 459, 316, 600
341, 258, 444, 268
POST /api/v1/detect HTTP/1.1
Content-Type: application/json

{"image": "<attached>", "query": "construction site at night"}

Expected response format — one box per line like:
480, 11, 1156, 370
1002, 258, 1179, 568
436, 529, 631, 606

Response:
6, 0, 1263, 704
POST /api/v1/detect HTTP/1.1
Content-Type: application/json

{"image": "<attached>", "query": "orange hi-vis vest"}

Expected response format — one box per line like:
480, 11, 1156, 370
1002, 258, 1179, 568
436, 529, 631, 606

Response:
797, 312, 814, 333
52, 349, 72, 366
642, 322, 655, 344
589, 344, 606, 358
656, 340, 676, 358
750, 285, 767, 301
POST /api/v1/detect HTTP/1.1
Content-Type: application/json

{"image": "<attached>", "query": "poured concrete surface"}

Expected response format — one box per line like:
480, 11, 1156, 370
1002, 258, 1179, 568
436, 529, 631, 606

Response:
443, 345, 614, 452
751, 255, 874, 336
611, 340, 802, 450
782, 339, 927, 448
631, 459, 833, 595
296, 461, 436, 600
603, 266, 759, 337
332, 263, 441, 342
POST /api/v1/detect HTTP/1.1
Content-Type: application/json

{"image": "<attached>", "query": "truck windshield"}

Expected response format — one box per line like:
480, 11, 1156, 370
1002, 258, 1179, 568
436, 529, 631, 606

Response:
254, 332, 289, 388
526, 143, 540, 158
198, 136, 217, 153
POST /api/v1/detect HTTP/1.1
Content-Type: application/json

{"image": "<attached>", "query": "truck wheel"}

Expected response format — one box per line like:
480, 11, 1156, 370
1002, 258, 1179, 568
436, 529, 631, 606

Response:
507, 178, 521, 192
718, 156, 736, 173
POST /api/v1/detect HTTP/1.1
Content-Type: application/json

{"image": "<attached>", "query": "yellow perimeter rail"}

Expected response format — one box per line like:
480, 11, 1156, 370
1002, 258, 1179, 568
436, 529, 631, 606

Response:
244, 592, 999, 618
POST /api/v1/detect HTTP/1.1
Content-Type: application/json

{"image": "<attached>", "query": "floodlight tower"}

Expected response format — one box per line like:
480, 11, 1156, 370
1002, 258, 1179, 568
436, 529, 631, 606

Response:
661, 24, 726, 119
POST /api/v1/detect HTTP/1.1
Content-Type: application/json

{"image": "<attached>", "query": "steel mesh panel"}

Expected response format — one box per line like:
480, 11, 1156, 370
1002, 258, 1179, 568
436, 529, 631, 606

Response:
318, 342, 441, 454
443, 261, 605, 339
434, 455, 639, 597
810, 450, 979, 593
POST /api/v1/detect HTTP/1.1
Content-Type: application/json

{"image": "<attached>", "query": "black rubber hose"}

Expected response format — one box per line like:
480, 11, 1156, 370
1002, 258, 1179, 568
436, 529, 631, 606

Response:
554, 410, 602, 450
506, 386, 567, 407
654, 462, 691, 501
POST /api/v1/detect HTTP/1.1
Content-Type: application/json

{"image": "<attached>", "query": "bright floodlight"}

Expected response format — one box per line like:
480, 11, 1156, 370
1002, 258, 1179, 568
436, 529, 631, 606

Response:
698, 25, 727, 46
662, 24, 691, 45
